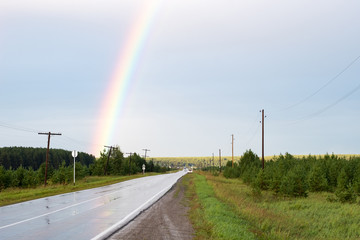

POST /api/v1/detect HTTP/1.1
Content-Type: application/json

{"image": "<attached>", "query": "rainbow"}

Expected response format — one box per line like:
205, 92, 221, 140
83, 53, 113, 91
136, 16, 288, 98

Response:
91, 1, 162, 156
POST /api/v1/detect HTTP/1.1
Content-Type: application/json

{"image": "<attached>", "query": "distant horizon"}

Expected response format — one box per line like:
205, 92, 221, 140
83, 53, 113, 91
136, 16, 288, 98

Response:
1, 145, 360, 159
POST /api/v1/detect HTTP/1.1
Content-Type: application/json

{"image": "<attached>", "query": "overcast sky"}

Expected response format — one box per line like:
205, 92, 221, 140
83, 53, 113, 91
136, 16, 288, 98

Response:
1, 0, 359, 158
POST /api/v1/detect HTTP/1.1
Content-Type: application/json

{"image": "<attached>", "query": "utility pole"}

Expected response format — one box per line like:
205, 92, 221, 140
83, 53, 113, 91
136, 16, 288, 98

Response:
219, 149, 222, 173
126, 152, 133, 175
231, 134, 234, 168
38, 132, 62, 186
104, 145, 114, 175
212, 153, 215, 169
262, 109, 265, 169
142, 149, 150, 161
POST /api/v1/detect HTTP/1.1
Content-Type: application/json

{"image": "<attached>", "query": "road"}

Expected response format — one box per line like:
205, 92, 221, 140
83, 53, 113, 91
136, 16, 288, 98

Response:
0, 171, 187, 240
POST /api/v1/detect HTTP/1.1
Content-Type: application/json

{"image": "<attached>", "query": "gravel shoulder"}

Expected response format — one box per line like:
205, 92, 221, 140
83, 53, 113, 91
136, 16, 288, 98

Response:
109, 175, 194, 240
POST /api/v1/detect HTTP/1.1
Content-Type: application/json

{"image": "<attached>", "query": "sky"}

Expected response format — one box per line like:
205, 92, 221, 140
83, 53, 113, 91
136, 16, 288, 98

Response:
0, 0, 360, 158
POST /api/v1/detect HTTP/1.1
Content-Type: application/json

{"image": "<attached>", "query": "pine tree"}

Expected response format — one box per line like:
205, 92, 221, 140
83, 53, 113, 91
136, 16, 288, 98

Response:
335, 169, 357, 203
308, 163, 328, 192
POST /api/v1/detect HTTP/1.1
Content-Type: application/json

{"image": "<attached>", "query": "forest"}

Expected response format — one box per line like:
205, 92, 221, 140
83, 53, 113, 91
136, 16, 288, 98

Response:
0, 147, 168, 190
0, 147, 95, 170
218, 150, 360, 203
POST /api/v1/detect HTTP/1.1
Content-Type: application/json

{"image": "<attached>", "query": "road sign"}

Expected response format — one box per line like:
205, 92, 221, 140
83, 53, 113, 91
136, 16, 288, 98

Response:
142, 164, 145, 174
72, 150, 78, 158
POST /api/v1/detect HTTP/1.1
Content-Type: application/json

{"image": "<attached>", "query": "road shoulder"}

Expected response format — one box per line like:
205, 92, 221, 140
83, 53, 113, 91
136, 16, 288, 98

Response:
109, 175, 194, 240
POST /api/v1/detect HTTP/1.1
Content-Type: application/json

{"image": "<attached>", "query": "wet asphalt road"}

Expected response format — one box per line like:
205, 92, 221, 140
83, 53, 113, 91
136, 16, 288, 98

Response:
0, 171, 186, 240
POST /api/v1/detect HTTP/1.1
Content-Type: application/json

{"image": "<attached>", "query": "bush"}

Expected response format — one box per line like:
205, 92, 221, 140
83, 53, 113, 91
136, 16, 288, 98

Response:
22, 167, 39, 188
280, 166, 308, 197
242, 166, 259, 184
335, 169, 357, 203
11, 165, 26, 187
254, 169, 269, 190
335, 185, 357, 203
51, 161, 72, 184
308, 163, 328, 192
223, 166, 240, 179
0, 166, 12, 190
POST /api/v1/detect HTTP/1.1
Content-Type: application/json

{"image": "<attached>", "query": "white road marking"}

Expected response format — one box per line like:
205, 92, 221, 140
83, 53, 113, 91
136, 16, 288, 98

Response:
90, 183, 173, 240
0, 188, 124, 230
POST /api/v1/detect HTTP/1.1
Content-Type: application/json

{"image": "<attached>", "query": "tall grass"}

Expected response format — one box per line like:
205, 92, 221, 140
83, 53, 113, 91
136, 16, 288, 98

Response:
188, 173, 257, 240
203, 172, 360, 239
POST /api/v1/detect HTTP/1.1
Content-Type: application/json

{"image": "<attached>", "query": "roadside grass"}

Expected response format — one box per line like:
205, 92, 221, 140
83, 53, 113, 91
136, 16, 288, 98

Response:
0, 173, 160, 207
204, 172, 360, 240
187, 173, 257, 240
185, 173, 215, 239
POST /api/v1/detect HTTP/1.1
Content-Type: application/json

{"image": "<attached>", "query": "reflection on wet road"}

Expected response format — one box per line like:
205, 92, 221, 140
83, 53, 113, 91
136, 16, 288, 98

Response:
0, 171, 186, 240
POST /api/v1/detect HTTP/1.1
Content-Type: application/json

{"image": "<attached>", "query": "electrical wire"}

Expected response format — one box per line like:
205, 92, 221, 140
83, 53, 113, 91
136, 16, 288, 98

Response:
241, 112, 262, 150
244, 123, 261, 148
0, 120, 99, 153
0, 121, 41, 133
282, 54, 360, 111
303, 82, 360, 120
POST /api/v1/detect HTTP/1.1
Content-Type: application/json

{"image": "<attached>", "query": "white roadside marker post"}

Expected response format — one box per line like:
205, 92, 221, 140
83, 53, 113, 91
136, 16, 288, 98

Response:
72, 150, 78, 185
142, 164, 146, 175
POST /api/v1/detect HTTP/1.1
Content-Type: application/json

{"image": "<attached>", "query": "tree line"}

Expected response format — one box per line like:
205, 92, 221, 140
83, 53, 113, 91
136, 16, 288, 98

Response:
0, 147, 95, 170
217, 150, 360, 203
0, 147, 168, 190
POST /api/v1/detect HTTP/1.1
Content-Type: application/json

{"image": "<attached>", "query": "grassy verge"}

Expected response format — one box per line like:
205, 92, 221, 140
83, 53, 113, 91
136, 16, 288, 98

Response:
203, 172, 360, 239
0, 173, 160, 207
185, 173, 214, 239
186, 173, 256, 240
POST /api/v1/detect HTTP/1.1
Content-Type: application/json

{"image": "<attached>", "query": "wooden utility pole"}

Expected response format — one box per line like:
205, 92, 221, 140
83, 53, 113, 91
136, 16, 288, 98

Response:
104, 145, 114, 175
126, 152, 133, 175
219, 149, 222, 173
231, 134, 234, 168
38, 132, 62, 186
261, 109, 265, 169
142, 149, 150, 161
212, 153, 215, 169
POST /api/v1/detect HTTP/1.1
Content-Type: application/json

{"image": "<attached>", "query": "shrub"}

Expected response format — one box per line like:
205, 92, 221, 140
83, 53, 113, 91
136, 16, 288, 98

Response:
223, 166, 240, 179
308, 163, 328, 192
280, 166, 308, 197
335, 169, 357, 203
22, 167, 39, 188
254, 169, 269, 190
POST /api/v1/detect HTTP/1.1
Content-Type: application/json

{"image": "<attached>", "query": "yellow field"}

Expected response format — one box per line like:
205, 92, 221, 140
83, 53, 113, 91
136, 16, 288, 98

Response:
152, 154, 360, 167
152, 156, 241, 167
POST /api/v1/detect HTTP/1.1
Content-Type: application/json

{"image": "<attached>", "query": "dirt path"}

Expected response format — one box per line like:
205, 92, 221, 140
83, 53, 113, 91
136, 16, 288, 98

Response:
108, 176, 194, 240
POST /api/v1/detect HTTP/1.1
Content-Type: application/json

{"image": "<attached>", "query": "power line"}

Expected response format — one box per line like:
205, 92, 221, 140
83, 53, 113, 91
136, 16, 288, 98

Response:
283, 54, 360, 111
0, 121, 40, 133
62, 135, 103, 152
303, 82, 360, 120
244, 123, 261, 148
242, 111, 262, 151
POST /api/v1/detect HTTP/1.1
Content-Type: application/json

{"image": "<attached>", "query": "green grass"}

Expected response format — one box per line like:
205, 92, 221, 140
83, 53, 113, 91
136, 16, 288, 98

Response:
202, 172, 360, 240
188, 173, 257, 240
0, 173, 160, 207
184, 174, 213, 239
